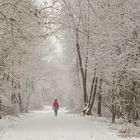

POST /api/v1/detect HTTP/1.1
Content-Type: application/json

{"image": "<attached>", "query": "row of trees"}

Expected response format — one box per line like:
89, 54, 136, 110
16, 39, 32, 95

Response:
56, 0, 140, 124
0, 0, 52, 118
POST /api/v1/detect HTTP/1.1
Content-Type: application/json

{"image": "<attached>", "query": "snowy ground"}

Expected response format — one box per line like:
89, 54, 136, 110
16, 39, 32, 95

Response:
0, 106, 139, 140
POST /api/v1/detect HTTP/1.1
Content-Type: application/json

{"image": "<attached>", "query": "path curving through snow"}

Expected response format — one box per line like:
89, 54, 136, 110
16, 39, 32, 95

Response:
0, 106, 137, 140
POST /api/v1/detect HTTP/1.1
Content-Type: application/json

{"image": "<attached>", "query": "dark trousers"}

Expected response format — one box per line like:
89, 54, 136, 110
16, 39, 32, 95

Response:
54, 109, 58, 116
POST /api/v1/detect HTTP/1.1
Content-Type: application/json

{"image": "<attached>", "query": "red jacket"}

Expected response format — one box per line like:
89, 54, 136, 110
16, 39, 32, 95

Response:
53, 100, 59, 109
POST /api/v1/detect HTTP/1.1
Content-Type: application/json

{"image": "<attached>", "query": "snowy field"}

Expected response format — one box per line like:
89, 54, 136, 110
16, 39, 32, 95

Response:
0, 106, 139, 140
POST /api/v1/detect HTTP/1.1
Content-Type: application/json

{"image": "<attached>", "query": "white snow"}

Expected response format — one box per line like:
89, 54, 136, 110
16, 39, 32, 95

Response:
0, 106, 139, 140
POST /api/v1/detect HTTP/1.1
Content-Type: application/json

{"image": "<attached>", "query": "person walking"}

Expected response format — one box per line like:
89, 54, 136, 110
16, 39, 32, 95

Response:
52, 99, 59, 116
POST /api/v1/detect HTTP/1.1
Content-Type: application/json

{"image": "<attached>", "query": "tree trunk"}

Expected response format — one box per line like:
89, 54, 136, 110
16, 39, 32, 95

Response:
84, 53, 88, 104
97, 79, 103, 117
25, 93, 31, 112
0, 98, 2, 119
16, 82, 23, 112
76, 31, 88, 106
18, 92, 24, 112
87, 76, 95, 110
25, 80, 31, 112
42, 88, 46, 102
25, 80, 35, 112
86, 77, 98, 115
97, 94, 102, 117
112, 112, 116, 123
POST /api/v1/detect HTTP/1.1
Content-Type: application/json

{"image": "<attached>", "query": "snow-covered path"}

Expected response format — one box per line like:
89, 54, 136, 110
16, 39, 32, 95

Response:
0, 107, 137, 140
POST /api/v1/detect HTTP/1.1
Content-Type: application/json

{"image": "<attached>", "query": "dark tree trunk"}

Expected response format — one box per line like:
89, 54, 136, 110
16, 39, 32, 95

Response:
84, 53, 88, 104
97, 79, 103, 117
17, 82, 23, 112
88, 76, 96, 109
0, 99, 2, 119
76, 31, 88, 106
97, 94, 102, 117
86, 77, 98, 115
18, 93, 24, 112
112, 112, 116, 123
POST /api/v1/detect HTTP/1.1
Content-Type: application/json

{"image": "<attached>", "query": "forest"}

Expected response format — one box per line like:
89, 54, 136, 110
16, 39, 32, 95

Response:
0, 0, 140, 138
